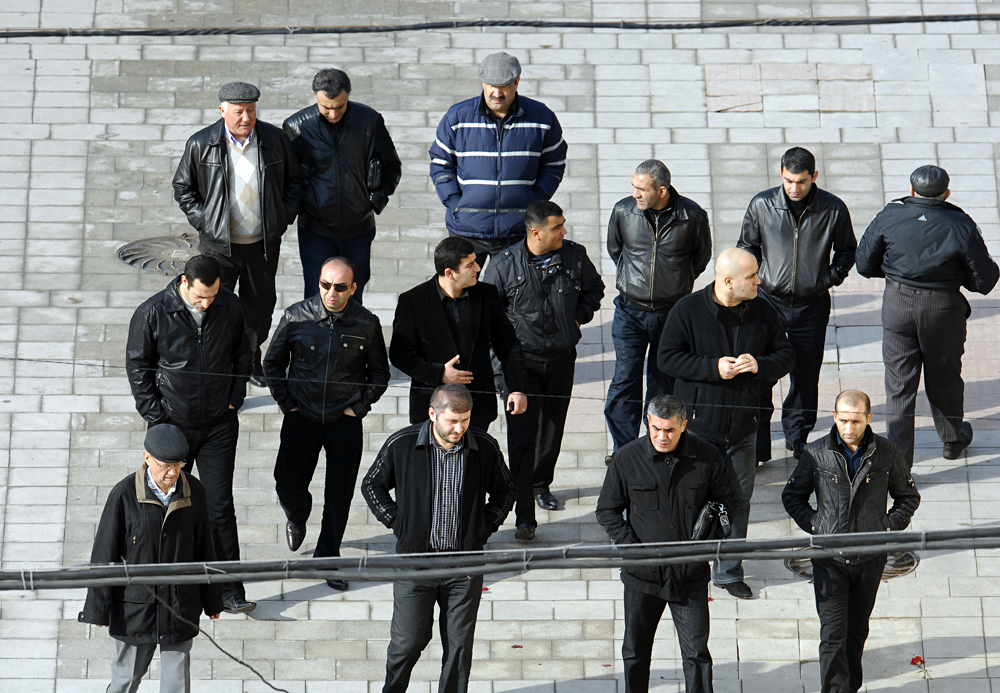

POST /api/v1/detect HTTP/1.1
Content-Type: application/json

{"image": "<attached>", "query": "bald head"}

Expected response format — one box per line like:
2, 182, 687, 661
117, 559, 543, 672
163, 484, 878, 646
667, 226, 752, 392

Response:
835, 389, 871, 416
713, 248, 759, 306
321, 257, 355, 282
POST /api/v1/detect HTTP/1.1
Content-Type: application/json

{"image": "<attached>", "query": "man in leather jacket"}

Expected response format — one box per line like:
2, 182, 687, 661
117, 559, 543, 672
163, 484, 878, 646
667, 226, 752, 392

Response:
172, 82, 304, 386
605, 159, 712, 459
481, 200, 604, 538
125, 255, 255, 614
782, 390, 919, 693
284, 69, 401, 302
263, 256, 390, 590
738, 147, 857, 462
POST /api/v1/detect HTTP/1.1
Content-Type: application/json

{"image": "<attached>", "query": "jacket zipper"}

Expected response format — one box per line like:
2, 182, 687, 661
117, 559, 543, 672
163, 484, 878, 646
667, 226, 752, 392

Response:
494, 120, 503, 239
788, 209, 806, 307
322, 322, 334, 424
258, 140, 268, 261
197, 325, 207, 422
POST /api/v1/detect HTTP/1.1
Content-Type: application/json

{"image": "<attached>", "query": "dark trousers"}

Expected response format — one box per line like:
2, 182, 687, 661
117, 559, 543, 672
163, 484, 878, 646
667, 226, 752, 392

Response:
812, 555, 887, 693
756, 292, 831, 458
504, 351, 575, 527
200, 240, 279, 371
452, 232, 523, 272
708, 431, 756, 585
882, 280, 969, 467
298, 224, 376, 303
622, 584, 713, 693
273, 410, 364, 558
168, 409, 244, 600
383, 574, 484, 693
605, 294, 674, 451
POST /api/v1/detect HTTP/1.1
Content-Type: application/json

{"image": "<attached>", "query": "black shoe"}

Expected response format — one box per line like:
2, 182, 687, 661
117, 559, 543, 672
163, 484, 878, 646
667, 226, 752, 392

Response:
286, 521, 306, 552
943, 422, 973, 460
535, 491, 558, 511
222, 596, 257, 614
605, 454, 614, 467
515, 524, 535, 541
326, 579, 349, 591
715, 581, 753, 599
785, 439, 804, 460
756, 449, 771, 465
249, 373, 267, 388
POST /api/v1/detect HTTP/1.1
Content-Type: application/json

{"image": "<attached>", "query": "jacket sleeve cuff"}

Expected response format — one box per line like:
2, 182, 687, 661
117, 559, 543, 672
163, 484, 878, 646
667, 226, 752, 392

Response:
352, 401, 371, 418
78, 610, 108, 626
277, 399, 297, 415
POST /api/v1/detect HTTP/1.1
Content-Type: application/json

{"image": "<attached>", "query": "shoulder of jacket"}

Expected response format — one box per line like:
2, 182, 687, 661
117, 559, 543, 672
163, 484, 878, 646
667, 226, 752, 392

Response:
674, 193, 707, 215
352, 303, 383, 328
283, 105, 318, 132
444, 96, 482, 118
382, 423, 424, 451
471, 428, 504, 457
348, 102, 381, 120
255, 119, 288, 142
474, 281, 501, 298
517, 95, 558, 119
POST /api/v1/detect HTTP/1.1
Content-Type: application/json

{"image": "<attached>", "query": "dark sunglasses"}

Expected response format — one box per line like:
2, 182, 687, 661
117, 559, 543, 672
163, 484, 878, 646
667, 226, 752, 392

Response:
320, 281, 353, 293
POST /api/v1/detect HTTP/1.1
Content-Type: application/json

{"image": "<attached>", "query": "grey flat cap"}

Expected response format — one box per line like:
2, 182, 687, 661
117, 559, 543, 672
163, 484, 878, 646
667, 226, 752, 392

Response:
478, 52, 521, 86
218, 81, 260, 104
144, 424, 189, 465
910, 165, 949, 198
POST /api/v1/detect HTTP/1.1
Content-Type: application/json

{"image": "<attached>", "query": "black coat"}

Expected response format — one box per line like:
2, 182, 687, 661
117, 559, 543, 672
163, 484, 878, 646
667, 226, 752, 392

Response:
658, 284, 795, 444
127, 277, 252, 427
738, 185, 857, 306
782, 426, 920, 564
283, 102, 402, 240
389, 278, 527, 425
607, 190, 712, 311
362, 421, 515, 554
78, 466, 224, 645
263, 295, 390, 424
172, 119, 304, 258
856, 196, 999, 294
596, 432, 737, 601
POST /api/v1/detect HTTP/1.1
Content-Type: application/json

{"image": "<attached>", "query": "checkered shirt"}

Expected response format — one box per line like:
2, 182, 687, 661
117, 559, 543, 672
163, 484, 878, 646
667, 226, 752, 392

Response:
429, 426, 466, 551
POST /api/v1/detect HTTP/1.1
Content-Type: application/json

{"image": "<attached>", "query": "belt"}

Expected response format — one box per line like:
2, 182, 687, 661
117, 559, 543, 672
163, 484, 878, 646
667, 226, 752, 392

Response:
886, 278, 960, 294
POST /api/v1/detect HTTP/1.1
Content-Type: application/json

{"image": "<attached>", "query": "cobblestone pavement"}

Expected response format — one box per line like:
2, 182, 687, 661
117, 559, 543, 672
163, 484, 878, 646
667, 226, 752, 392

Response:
3, 1, 1000, 691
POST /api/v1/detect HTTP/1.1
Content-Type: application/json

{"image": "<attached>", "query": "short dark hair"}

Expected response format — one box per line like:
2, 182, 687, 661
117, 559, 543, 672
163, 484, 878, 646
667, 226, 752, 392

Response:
182, 255, 221, 287
312, 69, 352, 98
780, 147, 816, 175
429, 384, 473, 413
321, 256, 357, 284
835, 389, 871, 416
647, 394, 687, 422
635, 159, 671, 190
524, 200, 563, 233
434, 237, 476, 276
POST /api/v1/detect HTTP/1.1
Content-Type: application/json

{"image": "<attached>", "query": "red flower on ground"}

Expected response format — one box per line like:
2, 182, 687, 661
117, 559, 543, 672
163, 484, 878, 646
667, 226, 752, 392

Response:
911, 656, 924, 666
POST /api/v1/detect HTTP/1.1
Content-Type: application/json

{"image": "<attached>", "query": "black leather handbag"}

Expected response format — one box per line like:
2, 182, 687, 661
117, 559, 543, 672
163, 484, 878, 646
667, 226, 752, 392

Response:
691, 501, 732, 541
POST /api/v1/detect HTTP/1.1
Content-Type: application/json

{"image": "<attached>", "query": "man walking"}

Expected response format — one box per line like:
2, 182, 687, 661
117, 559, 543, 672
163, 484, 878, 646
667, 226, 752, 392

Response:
362, 384, 515, 693
173, 81, 304, 387
263, 256, 390, 590
390, 236, 528, 432
126, 255, 256, 613
605, 160, 712, 460
482, 200, 603, 536
783, 390, 920, 693
738, 147, 857, 461
597, 395, 736, 693
78, 424, 223, 693
658, 248, 794, 599
284, 68, 401, 302
430, 52, 567, 267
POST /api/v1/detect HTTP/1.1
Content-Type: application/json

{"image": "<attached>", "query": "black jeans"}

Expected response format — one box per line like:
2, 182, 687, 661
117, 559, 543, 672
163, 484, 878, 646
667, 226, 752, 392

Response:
298, 224, 376, 304
273, 410, 364, 558
622, 583, 713, 693
452, 232, 522, 272
504, 351, 575, 527
200, 240, 279, 371
166, 408, 244, 600
383, 574, 484, 693
812, 555, 887, 693
756, 291, 831, 458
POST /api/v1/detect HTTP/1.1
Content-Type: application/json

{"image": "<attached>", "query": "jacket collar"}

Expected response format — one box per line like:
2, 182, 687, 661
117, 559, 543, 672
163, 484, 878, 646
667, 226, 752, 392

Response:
895, 196, 967, 215
768, 184, 822, 212
206, 117, 271, 149
415, 419, 480, 452
824, 424, 876, 457
301, 293, 361, 325
134, 463, 192, 504
624, 187, 689, 220
163, 275, 191, 314
475, 93, 523, 121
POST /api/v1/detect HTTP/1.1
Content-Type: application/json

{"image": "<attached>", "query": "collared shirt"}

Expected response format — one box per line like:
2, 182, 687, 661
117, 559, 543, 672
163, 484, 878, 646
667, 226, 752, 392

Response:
146, 466, 176, 507
224, 126, 255, 151
428, 421, 466, 551
528, 248, 559, 270
436, 279, 473, 362
179, 290, 205, 327
836, 431, 867, 481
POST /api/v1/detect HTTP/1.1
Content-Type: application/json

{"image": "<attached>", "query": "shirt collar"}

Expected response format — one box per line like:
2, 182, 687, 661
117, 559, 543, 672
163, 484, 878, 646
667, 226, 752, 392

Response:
145, 465, 176, 505
224, 126, 255, 150
436, 279, 469, 303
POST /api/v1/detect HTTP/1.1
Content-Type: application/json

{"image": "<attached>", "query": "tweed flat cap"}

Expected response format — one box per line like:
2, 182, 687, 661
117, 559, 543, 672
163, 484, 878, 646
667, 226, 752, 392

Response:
478, 52, 521, 86
218, 81, 260, 104
910, 165, 950, 198
144, 424, 189, 465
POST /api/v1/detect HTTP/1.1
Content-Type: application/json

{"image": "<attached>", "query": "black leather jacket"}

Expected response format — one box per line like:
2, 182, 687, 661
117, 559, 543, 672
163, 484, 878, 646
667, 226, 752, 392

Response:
738, 186, 857, 307
481, 238, 605, 358
262, 295, 390, 424
607, 190, 712, 311
127, 277, 252, 427
172, 119, 304, 258
283, 102, 402, 240
782, 426, 920, 564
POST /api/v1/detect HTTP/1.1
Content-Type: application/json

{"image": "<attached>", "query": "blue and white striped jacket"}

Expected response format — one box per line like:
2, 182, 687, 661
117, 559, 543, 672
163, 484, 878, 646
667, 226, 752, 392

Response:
429, 94, 567, 242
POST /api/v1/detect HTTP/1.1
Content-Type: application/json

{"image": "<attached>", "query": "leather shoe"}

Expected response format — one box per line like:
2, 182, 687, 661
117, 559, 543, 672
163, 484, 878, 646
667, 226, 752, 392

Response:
286, 521, 306, 552
249, 373, 267, 388
222, 596, 257, 614
535, 491, 558, 511
326, 579, 349, 591
515, 524, 535, 541
943, 422, 973, 460
715, 581, 753, 599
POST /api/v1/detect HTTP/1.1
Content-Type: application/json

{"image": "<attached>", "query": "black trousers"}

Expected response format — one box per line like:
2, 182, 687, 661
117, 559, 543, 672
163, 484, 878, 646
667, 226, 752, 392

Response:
201, 240, 279, 370
812, 555, 887, 693
383, 574, 484, 693
273, 411, 364, 558
622, 583, 713, 693
756, 291, 831, 457
882, 280, 968, 467
452, 232, 523, 272
167, 409, 244, 600
504, 351, 575, 527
